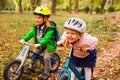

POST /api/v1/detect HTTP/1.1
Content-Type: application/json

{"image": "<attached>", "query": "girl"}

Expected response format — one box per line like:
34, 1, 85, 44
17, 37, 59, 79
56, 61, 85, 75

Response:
57, 18, 98, 80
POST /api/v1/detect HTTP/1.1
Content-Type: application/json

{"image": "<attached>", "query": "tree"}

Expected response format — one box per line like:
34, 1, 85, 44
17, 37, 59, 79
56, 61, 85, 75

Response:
51, 0, 56, 15
90, 0, 94, 14
100, 0, 107, 14
0, 0, 5, 11
18, 0, 22, 13
12, 0, 23, 13
108, 0, 113, 6
69, 0, 72, 13
31, 0, 41, 11
75, 0, 79, 13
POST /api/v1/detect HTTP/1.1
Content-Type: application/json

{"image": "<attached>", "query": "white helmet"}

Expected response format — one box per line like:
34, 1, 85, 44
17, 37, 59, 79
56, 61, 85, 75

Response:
64, 18, 86, 33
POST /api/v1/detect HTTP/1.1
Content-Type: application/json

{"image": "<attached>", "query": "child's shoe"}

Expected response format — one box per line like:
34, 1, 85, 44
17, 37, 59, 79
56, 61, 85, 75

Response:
24, 66, 34, 74
39, 72, 50, 80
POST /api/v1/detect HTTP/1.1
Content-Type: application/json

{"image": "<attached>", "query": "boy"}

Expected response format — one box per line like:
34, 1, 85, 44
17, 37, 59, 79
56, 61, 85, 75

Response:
20, 6, 57, 79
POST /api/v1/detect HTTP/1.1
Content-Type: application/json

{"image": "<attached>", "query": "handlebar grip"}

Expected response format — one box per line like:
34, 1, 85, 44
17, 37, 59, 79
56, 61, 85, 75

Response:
37, 46, 40, 49
23, 42, 33, 46
60, 44, 64, 47
87, 49, 92, 53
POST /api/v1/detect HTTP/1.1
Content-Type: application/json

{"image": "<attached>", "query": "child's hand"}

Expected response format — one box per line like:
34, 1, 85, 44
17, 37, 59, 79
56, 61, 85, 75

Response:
19, 40, 25, 44
57, 41, 63, 46
81, 44, 91, 52
34, 44, 40, 49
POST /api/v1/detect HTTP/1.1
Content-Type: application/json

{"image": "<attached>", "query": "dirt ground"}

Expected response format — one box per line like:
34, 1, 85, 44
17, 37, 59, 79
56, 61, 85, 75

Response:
94, 31, 120, 80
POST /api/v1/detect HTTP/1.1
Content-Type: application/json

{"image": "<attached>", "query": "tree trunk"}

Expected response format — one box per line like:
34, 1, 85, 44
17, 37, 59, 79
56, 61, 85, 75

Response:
18, 0, 22, 13
13, 0, 19, 12
51, 0, 56, 15
31, 0, 41, 11
0, 0, 4, 11
100, 0, 106, 14
12, 0, 22, 13
69, 0, 72, 13
75, 0, 79, 13
90, 0, 94, 14
109, 0, 113, 6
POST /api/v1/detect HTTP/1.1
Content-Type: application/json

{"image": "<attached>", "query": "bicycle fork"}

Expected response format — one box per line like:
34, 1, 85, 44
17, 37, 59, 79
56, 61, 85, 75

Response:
58, 58, 85, 80
15, 45, 30, 73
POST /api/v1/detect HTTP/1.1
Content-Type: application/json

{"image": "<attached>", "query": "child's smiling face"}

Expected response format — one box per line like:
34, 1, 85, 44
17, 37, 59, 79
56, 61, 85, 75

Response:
35, 15, 44, 25
66, 28, 80, 44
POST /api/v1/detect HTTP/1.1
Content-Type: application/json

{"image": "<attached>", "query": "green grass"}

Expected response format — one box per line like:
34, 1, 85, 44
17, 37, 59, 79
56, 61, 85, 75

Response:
0, 11, 120, 78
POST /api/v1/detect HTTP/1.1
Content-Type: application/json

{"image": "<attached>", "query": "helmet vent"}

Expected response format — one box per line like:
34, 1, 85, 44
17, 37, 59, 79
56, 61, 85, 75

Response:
74, 21, 79, 25
78, 23, 82, 27
40, 9, 43, 11
68, 19, 71, 25
72, 19, 75, 23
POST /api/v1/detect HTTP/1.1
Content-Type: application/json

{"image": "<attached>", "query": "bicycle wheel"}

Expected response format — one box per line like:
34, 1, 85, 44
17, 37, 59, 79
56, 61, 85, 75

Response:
60, 75, 68, 80
50, 53, 60, 72
3, 60, 23, 80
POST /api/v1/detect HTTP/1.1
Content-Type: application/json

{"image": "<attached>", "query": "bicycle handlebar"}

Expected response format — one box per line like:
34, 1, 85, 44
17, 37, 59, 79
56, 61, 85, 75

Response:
59, 44, 92, 53
23, 42, 41, 49
23, 42, 34, 46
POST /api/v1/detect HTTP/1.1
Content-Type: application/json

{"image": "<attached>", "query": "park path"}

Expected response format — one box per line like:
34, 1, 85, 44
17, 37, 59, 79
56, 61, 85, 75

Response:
94, 31, 120, 80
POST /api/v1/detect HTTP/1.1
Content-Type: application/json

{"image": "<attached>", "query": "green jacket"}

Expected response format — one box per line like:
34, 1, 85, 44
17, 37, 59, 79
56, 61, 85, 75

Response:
22, 23, 57, 52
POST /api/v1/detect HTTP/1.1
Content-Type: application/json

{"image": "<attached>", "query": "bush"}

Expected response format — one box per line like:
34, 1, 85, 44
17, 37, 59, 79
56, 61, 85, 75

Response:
84, 6, 90, 13
65, 6, 69, 11
108, 6, 115, 12
95, 7, 101, 14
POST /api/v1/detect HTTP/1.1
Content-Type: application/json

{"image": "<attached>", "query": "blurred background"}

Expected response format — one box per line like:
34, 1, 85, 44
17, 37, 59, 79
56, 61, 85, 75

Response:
0, 0, 120, 14
0, 0, 120, 80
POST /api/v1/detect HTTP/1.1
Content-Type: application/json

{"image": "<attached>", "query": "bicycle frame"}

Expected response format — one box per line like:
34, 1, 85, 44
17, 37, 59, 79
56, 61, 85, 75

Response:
15, 42, 58, 73
58, 47, 85, 80
29, 49, 57, 64
15, 44, 31, 73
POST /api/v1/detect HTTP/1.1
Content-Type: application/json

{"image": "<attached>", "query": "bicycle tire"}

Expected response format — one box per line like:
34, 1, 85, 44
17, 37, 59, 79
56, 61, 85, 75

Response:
3, 60, 23, 80
60, 75, 68, 80
50, 53, 60, 72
